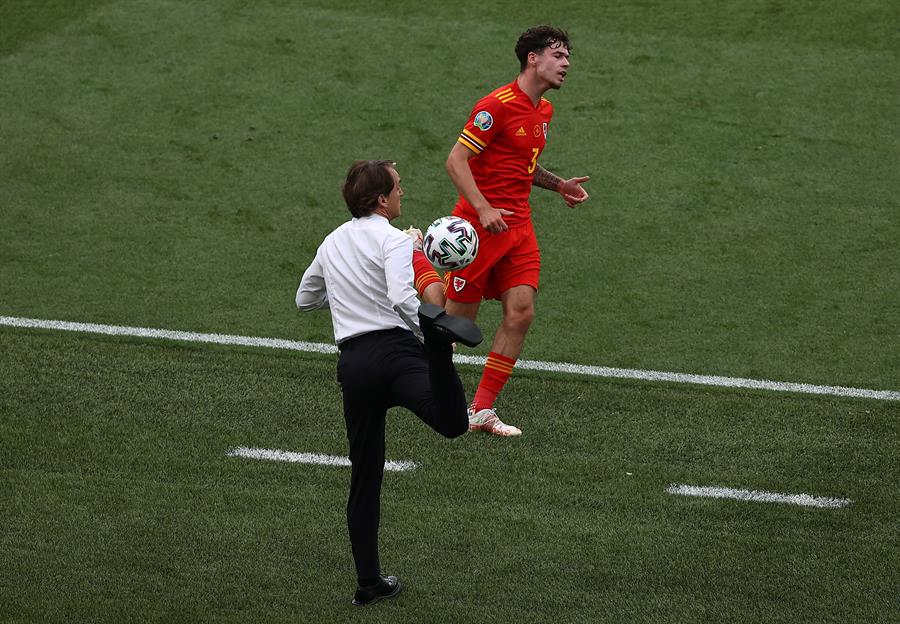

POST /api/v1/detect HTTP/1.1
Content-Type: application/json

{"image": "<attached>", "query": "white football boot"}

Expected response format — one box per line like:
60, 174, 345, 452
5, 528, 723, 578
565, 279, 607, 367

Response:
468, 407, 522, 437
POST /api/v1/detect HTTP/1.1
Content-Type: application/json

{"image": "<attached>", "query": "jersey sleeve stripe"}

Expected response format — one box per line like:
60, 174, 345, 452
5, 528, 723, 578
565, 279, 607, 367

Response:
461, 128, 486, 148
457, 135, 483, 154
458, 129, 485, 154
414, 270, 441, 294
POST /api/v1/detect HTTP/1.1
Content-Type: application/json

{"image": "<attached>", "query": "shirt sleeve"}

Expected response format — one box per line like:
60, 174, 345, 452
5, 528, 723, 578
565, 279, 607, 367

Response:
383, 235, 420, 331
456, 95, 505, 156
296, 248, 329, 311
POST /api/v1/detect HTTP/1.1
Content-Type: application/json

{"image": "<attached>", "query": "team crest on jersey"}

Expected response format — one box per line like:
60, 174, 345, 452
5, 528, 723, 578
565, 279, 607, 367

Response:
453, 276, 467, 292
473, 111, 493, 131
515, 126, 526, 136
533, 124, 541, 137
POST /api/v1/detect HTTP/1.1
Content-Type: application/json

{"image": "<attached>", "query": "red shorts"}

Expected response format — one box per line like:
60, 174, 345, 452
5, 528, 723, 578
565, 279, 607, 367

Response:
444, 219, 540, 303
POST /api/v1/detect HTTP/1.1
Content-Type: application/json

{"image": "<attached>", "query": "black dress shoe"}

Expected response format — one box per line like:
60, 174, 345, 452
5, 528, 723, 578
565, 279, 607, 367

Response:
352, 574, 402, 606
418, 303, 483, 348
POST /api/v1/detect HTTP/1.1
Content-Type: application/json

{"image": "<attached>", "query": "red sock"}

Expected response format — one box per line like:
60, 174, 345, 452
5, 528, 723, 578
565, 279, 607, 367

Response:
412, 250, 442, 297
471, 352, 516, 411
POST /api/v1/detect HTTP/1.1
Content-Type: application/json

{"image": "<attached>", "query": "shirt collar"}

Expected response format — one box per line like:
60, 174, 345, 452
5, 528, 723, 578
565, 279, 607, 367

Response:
355, 213, 389, 224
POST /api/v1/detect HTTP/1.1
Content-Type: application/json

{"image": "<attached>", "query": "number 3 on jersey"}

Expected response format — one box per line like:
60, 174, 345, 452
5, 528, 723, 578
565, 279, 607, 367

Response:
527, 147, 540, 174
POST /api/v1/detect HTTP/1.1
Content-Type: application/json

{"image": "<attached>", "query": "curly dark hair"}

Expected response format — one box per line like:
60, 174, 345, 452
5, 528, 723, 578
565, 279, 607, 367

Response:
515, 25, 571, 71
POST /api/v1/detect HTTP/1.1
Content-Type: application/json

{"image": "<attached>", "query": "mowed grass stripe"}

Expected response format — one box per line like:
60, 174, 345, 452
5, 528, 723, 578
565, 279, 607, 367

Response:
2, 315, 897, 402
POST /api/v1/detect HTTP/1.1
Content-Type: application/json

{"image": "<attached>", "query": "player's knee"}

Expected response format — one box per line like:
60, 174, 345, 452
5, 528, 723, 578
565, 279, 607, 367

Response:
446, 424, 467, 439
505, 304, 535, 331
438, 416, 467, 439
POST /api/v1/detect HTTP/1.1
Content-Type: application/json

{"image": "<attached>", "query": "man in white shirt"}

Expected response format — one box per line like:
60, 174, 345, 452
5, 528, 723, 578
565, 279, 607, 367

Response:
296, 159, 482, 606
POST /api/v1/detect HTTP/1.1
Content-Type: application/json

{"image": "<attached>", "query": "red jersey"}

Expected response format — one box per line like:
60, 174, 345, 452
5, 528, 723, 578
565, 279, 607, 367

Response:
453, 79, 554, 227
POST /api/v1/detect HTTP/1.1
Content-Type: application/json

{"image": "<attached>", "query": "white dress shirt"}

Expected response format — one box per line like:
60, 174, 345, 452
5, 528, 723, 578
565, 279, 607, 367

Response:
296, 214, 422, 344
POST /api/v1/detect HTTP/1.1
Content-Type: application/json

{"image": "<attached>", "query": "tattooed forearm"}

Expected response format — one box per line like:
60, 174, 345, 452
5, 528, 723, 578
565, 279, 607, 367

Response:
533, 164, 563, 191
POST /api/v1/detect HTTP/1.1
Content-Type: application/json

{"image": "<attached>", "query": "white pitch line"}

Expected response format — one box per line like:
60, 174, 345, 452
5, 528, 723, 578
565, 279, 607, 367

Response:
226, 447, 417, 472
0, 315, 338, 354
2, 315, 898, 402
666, 484, 851, 509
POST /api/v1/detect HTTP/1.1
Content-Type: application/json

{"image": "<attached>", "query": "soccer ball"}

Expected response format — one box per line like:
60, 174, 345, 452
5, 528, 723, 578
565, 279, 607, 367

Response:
422, 216, 479, 270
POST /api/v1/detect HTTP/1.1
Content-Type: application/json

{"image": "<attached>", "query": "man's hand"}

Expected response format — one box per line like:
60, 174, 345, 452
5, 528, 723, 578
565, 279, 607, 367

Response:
558, 176, 590, 208
477, 204, 514, 234
402, 226, 424, 251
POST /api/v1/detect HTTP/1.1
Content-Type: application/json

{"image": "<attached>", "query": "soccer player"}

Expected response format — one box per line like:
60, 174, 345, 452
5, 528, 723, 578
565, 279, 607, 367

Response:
296, 160, 482, 605
445, 25, 590, 436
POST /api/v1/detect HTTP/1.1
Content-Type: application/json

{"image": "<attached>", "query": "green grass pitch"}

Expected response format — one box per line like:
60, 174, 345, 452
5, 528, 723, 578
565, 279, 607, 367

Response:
1, 1, 898, 622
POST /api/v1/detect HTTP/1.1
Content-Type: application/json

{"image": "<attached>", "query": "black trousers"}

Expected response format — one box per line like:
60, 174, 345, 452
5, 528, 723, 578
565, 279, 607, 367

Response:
336, 328, 468, 585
